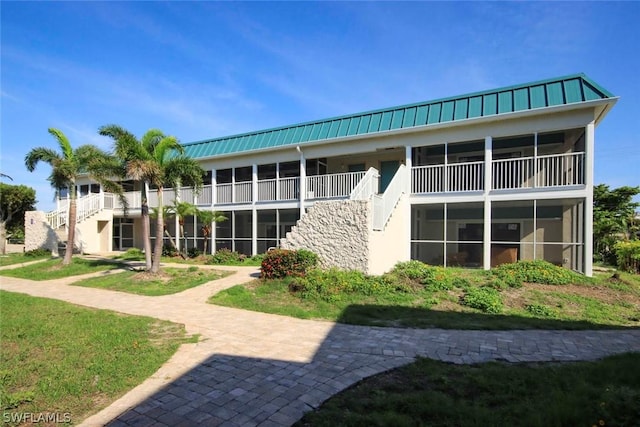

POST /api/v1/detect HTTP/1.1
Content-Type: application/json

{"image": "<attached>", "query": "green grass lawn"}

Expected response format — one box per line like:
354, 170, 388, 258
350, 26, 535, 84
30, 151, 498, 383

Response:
72, 267, 232, 296
0, 258, 121, 280
112, 251, 263, 266
0, 291, 196, 426
0, 252, 51, 267
210, 268, 640, 330
296, 353, 640, 427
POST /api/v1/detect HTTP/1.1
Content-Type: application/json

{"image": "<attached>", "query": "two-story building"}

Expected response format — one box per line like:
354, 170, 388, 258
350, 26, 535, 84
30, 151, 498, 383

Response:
40, 73, 617, 276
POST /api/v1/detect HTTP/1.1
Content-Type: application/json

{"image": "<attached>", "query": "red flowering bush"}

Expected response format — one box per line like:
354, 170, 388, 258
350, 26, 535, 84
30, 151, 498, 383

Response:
260, 249, 318, 279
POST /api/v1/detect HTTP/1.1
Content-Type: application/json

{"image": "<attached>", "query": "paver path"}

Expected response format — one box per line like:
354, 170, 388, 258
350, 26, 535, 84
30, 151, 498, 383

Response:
1, 261, 639, 427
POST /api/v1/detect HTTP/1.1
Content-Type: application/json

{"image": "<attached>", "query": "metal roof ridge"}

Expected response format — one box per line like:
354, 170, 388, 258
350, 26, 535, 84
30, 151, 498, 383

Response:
182, 73, 612, 147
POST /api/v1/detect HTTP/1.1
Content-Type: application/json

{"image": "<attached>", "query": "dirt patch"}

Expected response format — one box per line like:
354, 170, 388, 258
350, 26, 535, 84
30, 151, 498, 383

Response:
522, 282, 639, 306
131, 271, 172, 283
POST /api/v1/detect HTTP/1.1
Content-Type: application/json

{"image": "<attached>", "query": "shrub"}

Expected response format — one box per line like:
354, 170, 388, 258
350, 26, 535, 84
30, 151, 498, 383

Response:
492, 260, 585, 286
460, 287, 503, 314
391, 261, 453, 290
614, 240, 640, 273
392, 260, 433, 280
292, 268, 399, 302
23, 248, 49, 258
187, 247, 202, 258
207, 248, 243, 264
525, 303, 555, 317
162, 244, 178, 257
260, 249, 318, 279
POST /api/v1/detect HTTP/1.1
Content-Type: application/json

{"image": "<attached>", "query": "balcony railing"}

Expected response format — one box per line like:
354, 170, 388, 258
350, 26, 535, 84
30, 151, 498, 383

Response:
412, 152, 584, 194
306, 171, 366, 200
412, 161, 484, 193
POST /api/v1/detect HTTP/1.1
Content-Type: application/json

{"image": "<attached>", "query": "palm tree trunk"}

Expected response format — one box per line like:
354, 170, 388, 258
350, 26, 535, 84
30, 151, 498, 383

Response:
151, 188, 164, 273
64, 194, 77, 265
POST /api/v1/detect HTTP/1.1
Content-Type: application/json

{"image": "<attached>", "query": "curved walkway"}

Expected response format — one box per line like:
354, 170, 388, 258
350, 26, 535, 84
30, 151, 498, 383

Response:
1, 260, 639, 427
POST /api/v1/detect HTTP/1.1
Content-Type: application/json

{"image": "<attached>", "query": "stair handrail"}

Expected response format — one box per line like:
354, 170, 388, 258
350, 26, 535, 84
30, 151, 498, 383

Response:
45, 192, 105, 229
372, 164, 406, 231
350, 167, 380, 200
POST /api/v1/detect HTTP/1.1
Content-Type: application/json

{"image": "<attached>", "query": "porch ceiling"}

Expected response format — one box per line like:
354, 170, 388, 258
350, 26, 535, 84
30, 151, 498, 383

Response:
182, 73, 616, 160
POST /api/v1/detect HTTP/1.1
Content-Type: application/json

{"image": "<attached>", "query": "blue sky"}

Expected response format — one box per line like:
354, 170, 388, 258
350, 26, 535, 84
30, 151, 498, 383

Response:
1, 1, 639, 211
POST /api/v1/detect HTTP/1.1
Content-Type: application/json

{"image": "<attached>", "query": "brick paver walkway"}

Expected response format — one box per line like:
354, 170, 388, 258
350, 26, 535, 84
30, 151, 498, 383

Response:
1, 259, 639, 426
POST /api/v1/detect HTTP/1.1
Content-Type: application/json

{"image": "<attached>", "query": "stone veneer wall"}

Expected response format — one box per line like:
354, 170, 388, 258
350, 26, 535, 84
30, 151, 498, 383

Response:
24, 211, 60, 255
281, 200, 370, 272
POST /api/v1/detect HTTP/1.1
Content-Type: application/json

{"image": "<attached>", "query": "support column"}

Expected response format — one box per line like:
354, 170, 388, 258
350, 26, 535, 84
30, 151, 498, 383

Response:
405, 145, 412, 260
584, 122, 595, 276
298, 147, 306, 218
252, 164, 258, 256
211, 169, 217, 206
483, 136, 492, 270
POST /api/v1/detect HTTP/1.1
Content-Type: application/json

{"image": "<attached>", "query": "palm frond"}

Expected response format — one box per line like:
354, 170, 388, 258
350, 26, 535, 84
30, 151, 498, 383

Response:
163, 156, 204, 190
24, 147, 62, 172
155, 136, 183, 165
48, 128, 74, 160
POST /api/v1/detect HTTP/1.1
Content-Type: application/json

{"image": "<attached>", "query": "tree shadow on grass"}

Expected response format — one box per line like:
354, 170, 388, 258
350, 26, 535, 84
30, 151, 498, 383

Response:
337, 304, 639, 331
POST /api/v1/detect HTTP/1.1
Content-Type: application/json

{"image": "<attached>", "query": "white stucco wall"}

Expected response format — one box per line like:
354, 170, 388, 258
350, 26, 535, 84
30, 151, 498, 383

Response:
368, 196, 409, 275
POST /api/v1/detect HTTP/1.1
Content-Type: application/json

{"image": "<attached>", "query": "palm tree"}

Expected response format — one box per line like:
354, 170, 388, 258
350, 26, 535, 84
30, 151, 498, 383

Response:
25, 128, 113, 265
99, 125, 203, 273
172, 200, 197, 256
196, 209, 227, 255
150, 205, 180, 256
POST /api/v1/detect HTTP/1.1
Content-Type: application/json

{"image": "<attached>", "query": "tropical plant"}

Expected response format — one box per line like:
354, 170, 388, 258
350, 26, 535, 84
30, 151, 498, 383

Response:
0, 183, 36, 254
171, 200, 197, 256
150, 205, 180, 257
99, 125, 204, 273
25, 128, 114, 265
593, 184, 640, 264
196, 209, 227, 255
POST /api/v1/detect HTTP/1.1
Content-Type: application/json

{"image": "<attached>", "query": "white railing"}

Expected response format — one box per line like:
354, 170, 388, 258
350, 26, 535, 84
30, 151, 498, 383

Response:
179, 187, 194, 204
256, 177, 301, 202
45, 209, 67, 230
257, 179, 277, 201
447, 161, 484, 192
350, 167, 380, 200
197, 185, 213, 205
535, 152, 584, 187
216, 184, 232, 204
492, 157, 535, 190
412, 164, 444, 193
372, 164, 406, 230
77, 193, 102, 223
412, 162, 483, 193
492, 152, 584, 190
412, 152, 584, 193
279, 177, 299, 200
306, 171, 366, 200
45, 193, 104, 229
235, 182, 253, 203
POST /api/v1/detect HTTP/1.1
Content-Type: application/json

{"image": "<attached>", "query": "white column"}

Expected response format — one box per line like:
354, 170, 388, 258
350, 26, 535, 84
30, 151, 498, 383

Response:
483, 136, 492, 270
299, 148, 306, 218
584, 122, 595, 276
231, 168, 236, 204
405, 145, 412, 260
252, 164, 258, 256
211, 169, 216, 206
276, 163, 281, 201
405, 145, 412, 194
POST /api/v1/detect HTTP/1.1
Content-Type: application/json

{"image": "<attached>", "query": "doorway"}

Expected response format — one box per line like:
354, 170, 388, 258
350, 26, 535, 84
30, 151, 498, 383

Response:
380, 160, 400, 193
113, 218, 135, 250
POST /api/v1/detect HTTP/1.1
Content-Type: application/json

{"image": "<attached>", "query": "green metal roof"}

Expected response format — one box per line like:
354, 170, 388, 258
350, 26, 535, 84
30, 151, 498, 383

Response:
183, 73, 615, 159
